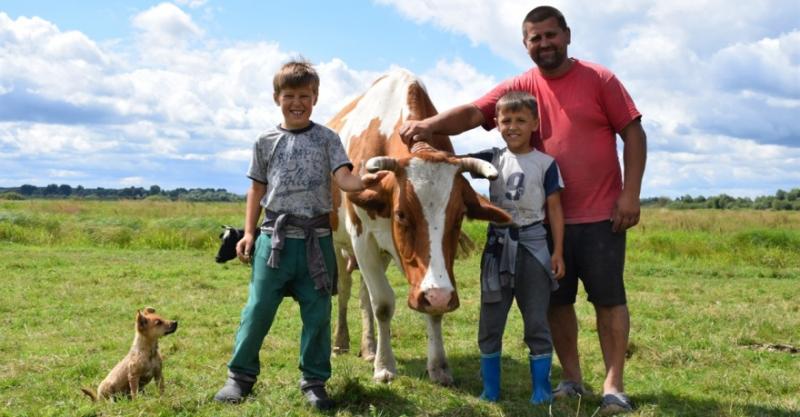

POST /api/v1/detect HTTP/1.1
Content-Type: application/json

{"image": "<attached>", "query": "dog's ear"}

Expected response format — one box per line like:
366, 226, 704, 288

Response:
144, 307, 156, 314
136, 310, 149, 330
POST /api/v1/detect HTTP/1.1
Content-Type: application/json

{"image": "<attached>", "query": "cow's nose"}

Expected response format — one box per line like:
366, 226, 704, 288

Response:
424, 288, 452, 311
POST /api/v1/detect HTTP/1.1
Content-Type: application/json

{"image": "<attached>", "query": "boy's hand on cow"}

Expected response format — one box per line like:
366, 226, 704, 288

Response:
236, 234, 255, 264
361, 171, 388, 188
551, 253, 565, 280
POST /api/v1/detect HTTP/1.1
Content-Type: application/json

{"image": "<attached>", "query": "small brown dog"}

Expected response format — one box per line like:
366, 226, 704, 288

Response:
81, 307, 178, 401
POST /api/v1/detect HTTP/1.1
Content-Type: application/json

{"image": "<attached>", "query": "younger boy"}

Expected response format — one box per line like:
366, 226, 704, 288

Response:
471, 91, 565, 405
213, 60, 385, 410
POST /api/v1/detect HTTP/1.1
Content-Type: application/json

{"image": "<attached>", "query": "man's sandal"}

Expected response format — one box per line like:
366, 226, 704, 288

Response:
600, 392, 633, 415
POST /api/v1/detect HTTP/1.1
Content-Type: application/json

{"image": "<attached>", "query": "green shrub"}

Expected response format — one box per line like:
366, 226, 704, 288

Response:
0, 192, 25, 200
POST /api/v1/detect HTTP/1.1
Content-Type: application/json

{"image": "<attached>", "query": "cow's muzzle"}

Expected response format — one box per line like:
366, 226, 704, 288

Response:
410, 289, 460, 314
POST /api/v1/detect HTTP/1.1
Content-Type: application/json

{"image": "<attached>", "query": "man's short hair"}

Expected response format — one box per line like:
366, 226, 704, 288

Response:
496, 91, 539, 117
273, 59, 319, 96
522, 5, 569, 34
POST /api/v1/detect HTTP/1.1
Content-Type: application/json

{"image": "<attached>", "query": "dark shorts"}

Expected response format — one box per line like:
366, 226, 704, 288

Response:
547, 220, 627, 306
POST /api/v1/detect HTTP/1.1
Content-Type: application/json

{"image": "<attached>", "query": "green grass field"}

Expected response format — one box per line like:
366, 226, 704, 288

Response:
1, 200, 798, 417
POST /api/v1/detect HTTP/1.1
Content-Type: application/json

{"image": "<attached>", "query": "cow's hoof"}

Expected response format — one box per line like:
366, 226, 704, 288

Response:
428, 367, 454, 386
373, 369, 396, 383
359, 346, 376, 362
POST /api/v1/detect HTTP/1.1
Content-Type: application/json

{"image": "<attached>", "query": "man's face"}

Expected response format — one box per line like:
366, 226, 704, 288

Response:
523, 17, 571, 75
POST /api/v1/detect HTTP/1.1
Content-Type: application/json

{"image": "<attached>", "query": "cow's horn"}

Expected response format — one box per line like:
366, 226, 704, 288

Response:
458, 157, 498, 180
366, 156, 399, 173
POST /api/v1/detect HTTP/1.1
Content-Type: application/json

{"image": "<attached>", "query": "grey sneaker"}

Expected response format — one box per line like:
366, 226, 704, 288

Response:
600, 392, 633, 415
214, 371, 256, 403
300, 379, 335, 411
552, 380, 587, 399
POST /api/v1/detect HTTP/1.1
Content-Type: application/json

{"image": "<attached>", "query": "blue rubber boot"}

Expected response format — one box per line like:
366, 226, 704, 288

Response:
479, 352, 501, 402
530, 354, 553, 405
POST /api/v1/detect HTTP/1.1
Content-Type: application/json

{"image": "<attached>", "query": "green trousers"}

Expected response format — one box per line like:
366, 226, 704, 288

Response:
227, 232, 335, 381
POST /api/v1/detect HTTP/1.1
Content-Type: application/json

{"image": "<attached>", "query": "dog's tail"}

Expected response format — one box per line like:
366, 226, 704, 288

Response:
81, 387, 97, 401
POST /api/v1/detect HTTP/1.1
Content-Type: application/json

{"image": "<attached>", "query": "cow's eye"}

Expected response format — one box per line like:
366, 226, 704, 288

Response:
395, 211, 410, 226
155, 320, 162, 325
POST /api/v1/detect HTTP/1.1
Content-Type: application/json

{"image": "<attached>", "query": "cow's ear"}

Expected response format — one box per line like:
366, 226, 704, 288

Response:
348, 182, 393, 217
461, 180, 512, 224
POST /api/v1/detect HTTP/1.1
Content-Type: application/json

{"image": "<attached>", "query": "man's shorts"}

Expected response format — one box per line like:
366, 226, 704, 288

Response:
547, 220, 627, 306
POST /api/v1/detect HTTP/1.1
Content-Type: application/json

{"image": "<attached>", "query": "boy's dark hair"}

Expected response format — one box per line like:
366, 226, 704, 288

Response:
273, 59, 319, 96
522, 5, 569, 34
496, 91, 538, 117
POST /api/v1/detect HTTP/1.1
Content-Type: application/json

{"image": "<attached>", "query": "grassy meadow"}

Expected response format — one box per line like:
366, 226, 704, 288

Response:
0, 200, 798, 417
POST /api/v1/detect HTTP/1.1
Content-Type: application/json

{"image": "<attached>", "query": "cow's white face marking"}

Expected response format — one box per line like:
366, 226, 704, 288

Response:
406, 157, 457, 292
338, 70, 424, 149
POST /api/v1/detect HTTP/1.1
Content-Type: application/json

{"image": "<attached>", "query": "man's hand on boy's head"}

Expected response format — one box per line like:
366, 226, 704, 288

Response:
399, 120, 433, 146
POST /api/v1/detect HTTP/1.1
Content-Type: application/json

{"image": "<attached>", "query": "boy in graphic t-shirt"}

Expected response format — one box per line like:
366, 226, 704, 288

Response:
470, 91, 565, 406
213, 60, 385, 410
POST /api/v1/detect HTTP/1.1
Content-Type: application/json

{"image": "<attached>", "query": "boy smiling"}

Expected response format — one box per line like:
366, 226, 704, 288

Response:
471, 91, 565, 406
214, 60, 385, 410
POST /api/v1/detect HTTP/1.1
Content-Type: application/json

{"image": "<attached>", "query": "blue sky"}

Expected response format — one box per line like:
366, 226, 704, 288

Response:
1, 0, 798, 197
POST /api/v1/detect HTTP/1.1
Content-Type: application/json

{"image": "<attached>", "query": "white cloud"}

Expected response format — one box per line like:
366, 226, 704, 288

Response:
711, 30, 800, 98
119, 176, 146, 186
132, 3, 203, 46
175, 0, 208, 8
216, 148, 251, 162
375, 0, 530, 67
0, 3, 797, 197
377, 0, 800, 144
47, 169, 83, 178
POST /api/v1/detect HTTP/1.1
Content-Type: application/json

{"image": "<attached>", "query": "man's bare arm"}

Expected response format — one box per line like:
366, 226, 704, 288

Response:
399, 104, 486, 145
612, 119, 647, 232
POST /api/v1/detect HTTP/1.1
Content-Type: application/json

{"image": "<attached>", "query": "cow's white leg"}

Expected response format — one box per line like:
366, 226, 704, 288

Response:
332, 251, 351, 355
353, 233, 396, 383
426, 314, 453, 386
358, 278, 376, 361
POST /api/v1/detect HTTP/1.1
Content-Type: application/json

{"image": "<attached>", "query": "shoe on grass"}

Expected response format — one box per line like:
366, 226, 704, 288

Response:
300, 379, 335, 411
213, 370, 256, 403
600, 392, 633, 415
552, 380, 586, 399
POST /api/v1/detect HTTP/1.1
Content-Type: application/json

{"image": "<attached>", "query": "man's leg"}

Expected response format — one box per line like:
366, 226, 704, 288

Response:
595, 304, 629, 395
547, 222, 584, 392
548, 304, 582, 384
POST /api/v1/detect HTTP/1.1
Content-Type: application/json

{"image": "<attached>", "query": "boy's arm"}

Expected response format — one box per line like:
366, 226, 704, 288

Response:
333, 166, 388, 192
236, 180, 267, 263
546, 191, 565, 279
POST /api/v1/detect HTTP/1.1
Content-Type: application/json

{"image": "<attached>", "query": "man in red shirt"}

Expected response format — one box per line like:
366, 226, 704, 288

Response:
400, 5, 646, 414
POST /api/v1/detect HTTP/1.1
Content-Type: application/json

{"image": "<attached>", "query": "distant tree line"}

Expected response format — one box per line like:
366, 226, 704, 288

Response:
641, 188, 800, 210
2, 184, 799, 209
0, 184, 244, 202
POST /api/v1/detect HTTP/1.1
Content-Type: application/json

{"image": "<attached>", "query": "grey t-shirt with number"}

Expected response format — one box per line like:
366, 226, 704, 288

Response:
471, 147, 564, 226
247, 122, 352, 218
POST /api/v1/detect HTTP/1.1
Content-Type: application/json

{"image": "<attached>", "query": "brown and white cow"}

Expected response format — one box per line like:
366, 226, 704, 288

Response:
328, 69, 510, 385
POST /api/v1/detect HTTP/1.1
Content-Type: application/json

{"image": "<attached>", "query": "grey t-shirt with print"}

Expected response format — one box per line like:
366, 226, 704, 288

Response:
471, 147, 564, 226
247, 122, 352, 219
